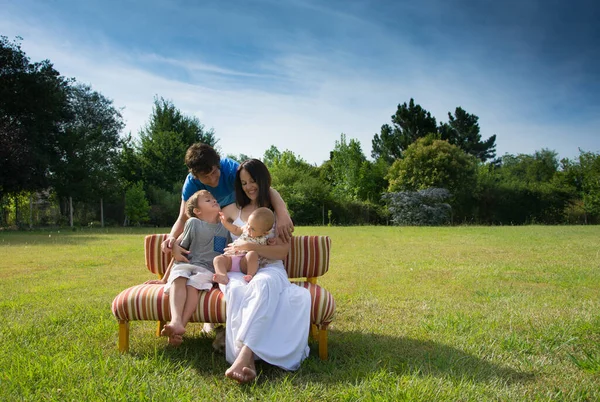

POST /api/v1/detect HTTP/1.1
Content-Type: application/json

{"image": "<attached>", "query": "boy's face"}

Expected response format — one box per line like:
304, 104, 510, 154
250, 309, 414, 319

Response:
194, 166, 220, 188
246, 214, 270, 238
193, 193, 220, 218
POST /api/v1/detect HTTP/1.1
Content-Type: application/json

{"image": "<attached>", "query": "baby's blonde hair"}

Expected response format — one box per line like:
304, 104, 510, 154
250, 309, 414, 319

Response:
249, 207, 275, 234
186, 190, 212, 218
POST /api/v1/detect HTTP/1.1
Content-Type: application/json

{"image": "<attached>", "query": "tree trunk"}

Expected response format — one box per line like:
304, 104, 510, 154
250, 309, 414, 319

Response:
101, 198, 105, 227
15, 195, 20, 228
69, 196, 73, 227
29, 195, 33, 229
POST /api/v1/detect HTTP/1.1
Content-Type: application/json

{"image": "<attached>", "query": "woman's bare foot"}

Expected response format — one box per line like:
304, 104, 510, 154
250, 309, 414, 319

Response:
225, 366, 256, 384
212, 273, 229, 285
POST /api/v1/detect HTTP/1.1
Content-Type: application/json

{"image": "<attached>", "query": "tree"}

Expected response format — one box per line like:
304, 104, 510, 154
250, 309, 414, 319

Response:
326, 134, 367, 199
498, 149, 559, 185
124, 182, 150, 225
387, 136, 477, 194
0, 36, 70, 200
51, 83, 124, 226
265, 147, 330, 224
438, 107, 496, 162
138, 97, 217, 192
372, 98, 437, 162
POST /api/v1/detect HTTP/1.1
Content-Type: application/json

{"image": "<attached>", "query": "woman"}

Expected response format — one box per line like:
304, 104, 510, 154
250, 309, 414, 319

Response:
219, 159, 311, 383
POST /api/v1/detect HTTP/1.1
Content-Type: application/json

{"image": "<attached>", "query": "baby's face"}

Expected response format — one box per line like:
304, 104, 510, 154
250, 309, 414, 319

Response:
246, 214, 270, 238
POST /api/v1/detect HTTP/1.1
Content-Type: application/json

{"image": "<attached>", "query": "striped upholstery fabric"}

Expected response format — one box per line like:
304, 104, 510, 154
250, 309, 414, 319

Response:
112, 284, 225, 322
284, 236, 331, 279
145, 234, 171, 276
296, 282, 336, 326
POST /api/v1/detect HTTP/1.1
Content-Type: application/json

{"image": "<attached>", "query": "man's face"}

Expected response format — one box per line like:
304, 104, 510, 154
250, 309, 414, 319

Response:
195, 166, 220, 187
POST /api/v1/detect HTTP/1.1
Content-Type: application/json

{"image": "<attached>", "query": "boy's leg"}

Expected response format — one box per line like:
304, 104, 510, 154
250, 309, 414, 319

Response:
213, 255, 232, 285
161, 276, 188, 345
241, 251, 258, 282
181, 285, 200, 328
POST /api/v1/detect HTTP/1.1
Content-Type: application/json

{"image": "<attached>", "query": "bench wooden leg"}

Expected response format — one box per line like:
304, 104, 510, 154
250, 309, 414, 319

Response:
318, 326, 328, 360
310, 324, 319, 341
118, 320, 130, 353
155, 320, 165, 337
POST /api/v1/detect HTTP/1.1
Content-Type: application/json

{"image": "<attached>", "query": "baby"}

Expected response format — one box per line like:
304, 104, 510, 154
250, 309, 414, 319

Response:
213, 207, 275, 284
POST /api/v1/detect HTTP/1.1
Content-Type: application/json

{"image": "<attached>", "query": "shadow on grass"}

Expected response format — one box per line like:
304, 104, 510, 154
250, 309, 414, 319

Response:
300, 330, 534, 385
130, 328, 534, 387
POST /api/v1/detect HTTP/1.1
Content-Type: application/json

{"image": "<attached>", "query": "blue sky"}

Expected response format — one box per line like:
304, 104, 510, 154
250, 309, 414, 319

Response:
2, 0, 599, 164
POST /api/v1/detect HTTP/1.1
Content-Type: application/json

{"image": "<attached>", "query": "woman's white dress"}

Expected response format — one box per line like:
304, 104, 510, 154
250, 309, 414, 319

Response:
219, 213, 311, 370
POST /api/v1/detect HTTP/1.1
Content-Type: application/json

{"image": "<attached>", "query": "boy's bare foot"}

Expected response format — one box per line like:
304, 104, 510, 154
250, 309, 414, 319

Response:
168, 334, 183, 346
161, 322, 186, 338
243, 274, 253, 282
225, 366, 257, 384
212, 273, 229, 285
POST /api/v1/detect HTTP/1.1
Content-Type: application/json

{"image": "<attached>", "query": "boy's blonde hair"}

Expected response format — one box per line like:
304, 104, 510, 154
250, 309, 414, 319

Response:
186, 190, 212, 218
250, 207, 275, 233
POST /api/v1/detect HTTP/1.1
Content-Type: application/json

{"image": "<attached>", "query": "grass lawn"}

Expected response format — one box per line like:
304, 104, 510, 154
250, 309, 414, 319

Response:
0, 225, 599, 401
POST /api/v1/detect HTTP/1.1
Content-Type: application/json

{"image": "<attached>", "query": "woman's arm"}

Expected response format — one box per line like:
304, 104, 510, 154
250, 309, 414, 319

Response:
224, 236, 290, 261
269, 188, 294, 242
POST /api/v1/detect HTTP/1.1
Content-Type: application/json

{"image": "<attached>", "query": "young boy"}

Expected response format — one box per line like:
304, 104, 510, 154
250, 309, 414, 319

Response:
158, 190, 230, 345
212, 207, 275, 285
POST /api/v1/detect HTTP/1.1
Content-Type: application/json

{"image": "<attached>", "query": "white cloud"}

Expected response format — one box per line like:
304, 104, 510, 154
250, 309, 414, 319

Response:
3, 6, 598, 167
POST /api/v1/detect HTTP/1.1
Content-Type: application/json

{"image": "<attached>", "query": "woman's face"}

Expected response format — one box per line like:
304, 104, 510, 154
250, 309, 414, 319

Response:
239, 168, 258, 201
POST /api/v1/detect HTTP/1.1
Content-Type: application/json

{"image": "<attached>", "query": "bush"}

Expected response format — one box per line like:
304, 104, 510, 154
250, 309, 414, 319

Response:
383, 188, 452, 226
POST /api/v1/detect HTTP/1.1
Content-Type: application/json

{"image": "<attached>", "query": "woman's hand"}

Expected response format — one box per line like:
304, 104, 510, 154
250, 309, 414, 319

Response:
224, 240, 254, 255
276, 212, 294, 243
172, 241, 190, 263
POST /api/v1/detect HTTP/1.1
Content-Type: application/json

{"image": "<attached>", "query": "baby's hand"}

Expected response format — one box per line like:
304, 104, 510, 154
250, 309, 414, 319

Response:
219, 212, 227, 224
267, 238, 276, 246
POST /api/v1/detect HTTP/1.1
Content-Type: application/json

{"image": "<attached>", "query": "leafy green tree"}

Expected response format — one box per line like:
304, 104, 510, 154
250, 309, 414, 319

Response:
226, 153, 251, 163
326, 134, 367, 199
387, 136, 477, 220
498, 149, 559, 185
138, 97, 217, 191
372, 98, 437, 162
570, 150, 600, 221
438, 107, 496, 162
125, 182, 150, 225
265, 147, 330, 224
0, 36, 70, 200
52, 83, 124, 204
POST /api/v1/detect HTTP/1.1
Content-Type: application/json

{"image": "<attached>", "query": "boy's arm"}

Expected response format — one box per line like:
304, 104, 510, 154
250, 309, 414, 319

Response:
219, 212, 243, 237
269, 188, 294, 242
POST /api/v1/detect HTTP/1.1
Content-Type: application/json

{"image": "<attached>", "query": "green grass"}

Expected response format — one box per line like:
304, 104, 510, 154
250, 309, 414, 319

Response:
0, 226, 599, 401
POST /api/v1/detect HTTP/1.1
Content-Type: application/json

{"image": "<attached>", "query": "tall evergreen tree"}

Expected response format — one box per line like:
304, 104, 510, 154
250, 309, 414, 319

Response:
372, 98, 437, 162
438, 107, 496, 162
138, 97, 217, 191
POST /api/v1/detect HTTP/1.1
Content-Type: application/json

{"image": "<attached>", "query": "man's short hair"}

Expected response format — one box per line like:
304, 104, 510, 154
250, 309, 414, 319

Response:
185, 143, 220, 177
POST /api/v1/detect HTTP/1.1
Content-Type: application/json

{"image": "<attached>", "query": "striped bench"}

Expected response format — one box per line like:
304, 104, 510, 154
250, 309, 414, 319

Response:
112, 234, 336, 360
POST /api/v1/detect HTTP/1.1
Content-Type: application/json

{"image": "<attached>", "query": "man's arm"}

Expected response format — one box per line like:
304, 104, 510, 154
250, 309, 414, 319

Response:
269, 188, 294, 242
161, 200, 188, 254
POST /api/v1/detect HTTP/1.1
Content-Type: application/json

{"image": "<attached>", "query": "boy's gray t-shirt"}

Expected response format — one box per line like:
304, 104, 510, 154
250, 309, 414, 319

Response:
179, 217, 230, 272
